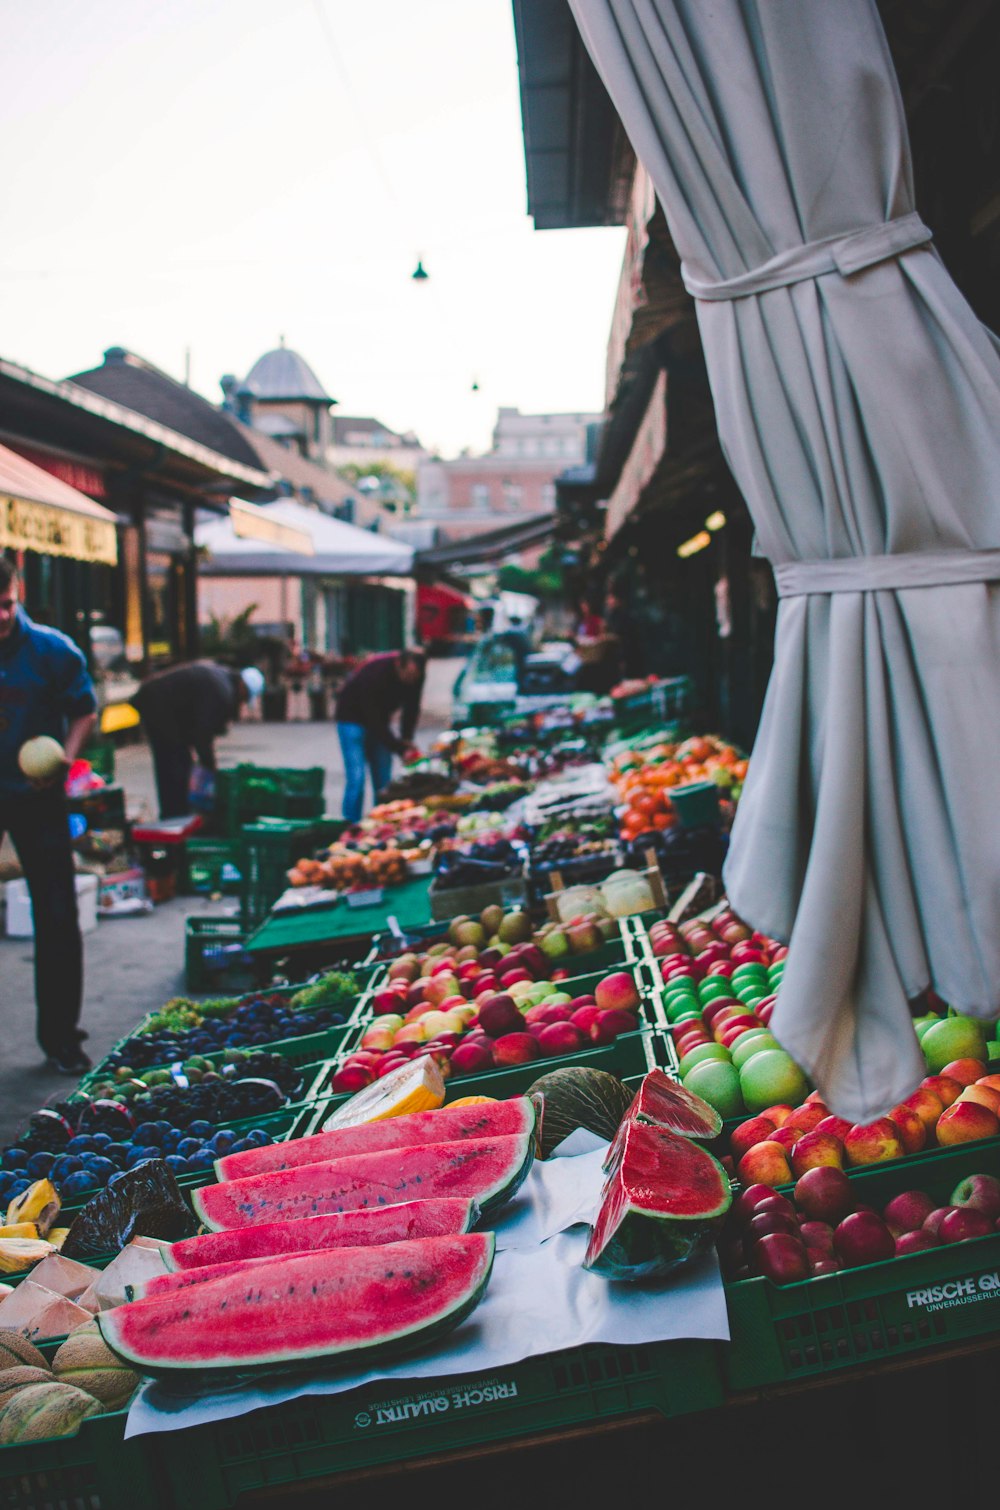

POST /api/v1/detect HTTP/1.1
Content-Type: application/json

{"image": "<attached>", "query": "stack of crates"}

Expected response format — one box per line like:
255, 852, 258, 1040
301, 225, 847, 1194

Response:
239, 815, 347, 930
212, 763, 327, 838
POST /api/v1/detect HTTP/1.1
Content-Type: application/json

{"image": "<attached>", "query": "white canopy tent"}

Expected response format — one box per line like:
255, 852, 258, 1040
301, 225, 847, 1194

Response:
197, 498, 414, 578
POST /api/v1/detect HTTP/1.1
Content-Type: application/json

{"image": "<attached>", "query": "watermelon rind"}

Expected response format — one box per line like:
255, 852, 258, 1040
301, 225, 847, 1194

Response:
100, 1232, 496, 1378
215, 1096, 536, 1183
192, 1132, 534, 1232
525, 1067, 633, 1158
584, 1120, 732, 1281
163, 1198, 480, 1272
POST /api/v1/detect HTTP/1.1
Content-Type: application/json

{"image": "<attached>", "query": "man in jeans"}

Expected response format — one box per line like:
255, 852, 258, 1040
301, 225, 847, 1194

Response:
0, 558, 97, 1073
334, 648, 425, 822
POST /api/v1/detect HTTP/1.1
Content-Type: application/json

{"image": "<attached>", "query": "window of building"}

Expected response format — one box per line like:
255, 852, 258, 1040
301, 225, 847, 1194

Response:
471, 483, 491, 510
502, 481, 523, 509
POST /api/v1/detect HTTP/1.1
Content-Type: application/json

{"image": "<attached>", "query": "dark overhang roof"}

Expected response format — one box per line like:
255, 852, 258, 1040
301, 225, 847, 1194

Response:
414, 513, 558, 569
511, 0, 633, 229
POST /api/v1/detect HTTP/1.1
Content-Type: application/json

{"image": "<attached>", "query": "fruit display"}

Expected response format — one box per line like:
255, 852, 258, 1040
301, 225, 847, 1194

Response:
722, 1162, 1000, 1284
728, 1055, 1000, 1189
191, 1129, 536, 1230
610, 733, 748, 843
97, 990, 353, 1073
432, 838, 525, 890
165, 1197, 480, 1271
214, 1095, 536, 1181
99, 1233, 496, 1380
328, 907, 647, 1095
288, 845, 409, 891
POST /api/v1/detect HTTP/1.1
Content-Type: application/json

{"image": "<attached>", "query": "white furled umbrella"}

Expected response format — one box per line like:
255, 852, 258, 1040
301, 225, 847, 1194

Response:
568, 0, 1000, 1122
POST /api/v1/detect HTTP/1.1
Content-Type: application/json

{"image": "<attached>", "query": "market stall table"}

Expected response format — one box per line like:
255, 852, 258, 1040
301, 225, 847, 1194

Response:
243, 875, 435, 972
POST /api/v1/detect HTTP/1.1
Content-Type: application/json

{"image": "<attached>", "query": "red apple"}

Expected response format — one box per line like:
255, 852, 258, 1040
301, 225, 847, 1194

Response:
730, 1114, 779, 1163
935, 1099, 1000, 1146
736, 1140, 793, 1189
938, 1206, 994, 1244
746, 1210, 800, 1243
887, 1104, 927, 1156
949, 1171, 1000, 1220
816, 1114, 854, 1143
922, 1206, 959, 1240
731, 1183, 784, 1227
799, 1220, 836, 1254
895, 1229, 940, 1256
842, 1118, 905, 1167
790, 1130, 846, 1177
833, 1210, 896, 1267
899, 1085, 945, 1135
753, 1232, 810, 1284
919, 1074, 963, 1108
882, 1189, 937, 1235
783, 1104, 829, 1137
940, 1057, 989, 1087
793, 1165, 856, 1224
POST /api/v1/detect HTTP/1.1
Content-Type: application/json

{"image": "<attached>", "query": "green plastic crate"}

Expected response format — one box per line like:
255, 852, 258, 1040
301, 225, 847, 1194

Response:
239, 816, 348, 930
181, 837, 244, 896
147, 1337, 722, 1508
0, 1345, 156, 1510
184, 917, 257, 996
723, 1141, 1000, 1391
214, 764, 327, 837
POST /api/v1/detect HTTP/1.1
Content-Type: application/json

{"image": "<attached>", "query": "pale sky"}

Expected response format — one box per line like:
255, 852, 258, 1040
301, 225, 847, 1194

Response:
0, 0, 627, 459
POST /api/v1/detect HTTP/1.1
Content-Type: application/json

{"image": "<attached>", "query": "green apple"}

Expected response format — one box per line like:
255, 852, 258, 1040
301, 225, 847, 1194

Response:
912, 1013, 943, 1042
738, 1049, 810, 1115
921, 1014, 989, 1074
682, 1059, 746, 1119
697, 978, 735, 1006
730, 1029, 781, 1070
677, 1042, 732, 1078
731, 963, 768, 986
667, 1000, 704, 1025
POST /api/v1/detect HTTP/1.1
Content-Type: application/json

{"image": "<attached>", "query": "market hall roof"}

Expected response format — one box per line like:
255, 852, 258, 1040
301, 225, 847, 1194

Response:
68, 348, 265, 474
0, 356, 273, 501
242, 346, 334, 405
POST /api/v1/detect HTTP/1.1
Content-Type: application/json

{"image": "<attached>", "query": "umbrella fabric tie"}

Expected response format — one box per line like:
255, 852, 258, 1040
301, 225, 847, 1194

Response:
773, 549, 1000, 597
683, 211, 933, 302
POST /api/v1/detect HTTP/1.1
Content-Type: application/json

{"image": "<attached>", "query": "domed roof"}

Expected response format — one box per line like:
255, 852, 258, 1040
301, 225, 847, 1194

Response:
243, 345, 334, 405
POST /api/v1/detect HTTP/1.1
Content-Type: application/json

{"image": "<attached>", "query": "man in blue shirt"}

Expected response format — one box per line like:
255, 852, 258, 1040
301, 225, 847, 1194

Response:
0, 558, 97, 1073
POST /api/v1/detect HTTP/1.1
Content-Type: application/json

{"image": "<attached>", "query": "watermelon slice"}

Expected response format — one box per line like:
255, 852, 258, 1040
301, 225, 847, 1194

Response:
165, 1198, 479, 1271
215, 1097, 536, 1182
584, 1120, 732, 1280
526, 1067, 634, 1159
192, 1132, 534, 1231
100, 1233, 495, 1375
604, 1068, 722, 1177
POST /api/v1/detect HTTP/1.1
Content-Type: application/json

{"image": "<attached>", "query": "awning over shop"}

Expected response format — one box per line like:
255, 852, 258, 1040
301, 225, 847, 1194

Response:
196, 497, 413, 577
229, 499, 315, 556
414, 514, 558, 570
0, 443, 118, 566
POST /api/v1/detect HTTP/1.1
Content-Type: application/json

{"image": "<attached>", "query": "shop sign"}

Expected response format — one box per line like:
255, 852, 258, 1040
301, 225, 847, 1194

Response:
0, 492, 118, 566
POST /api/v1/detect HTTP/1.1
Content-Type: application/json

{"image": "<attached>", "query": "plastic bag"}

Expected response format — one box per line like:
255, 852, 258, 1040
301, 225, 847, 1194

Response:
189, 764, 216, 812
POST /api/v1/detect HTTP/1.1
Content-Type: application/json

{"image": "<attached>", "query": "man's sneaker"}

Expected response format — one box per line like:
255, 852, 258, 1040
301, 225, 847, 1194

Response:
43, 1049, 93, 1076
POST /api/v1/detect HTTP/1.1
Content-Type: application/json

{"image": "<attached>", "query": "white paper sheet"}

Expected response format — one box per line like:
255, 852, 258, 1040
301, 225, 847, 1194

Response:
124, 1136, 729, 1439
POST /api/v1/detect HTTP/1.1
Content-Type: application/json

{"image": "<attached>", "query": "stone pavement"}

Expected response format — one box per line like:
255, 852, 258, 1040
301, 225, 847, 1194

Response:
0, 654, 466, 1147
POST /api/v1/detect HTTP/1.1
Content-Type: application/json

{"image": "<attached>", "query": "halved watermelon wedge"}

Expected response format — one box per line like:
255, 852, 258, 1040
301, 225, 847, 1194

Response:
603, 1068, 722, 1178
164, 1197, 479, 1271
215, 1097, 536, 1182
584, 1120, 731, 1280
100, 1233, 495, 1374
192, 1132, 534, 1231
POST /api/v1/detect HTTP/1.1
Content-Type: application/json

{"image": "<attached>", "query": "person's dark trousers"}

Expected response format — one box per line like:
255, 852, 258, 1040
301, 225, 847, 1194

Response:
148, 735, 193, 819
0, 790, 84, 1059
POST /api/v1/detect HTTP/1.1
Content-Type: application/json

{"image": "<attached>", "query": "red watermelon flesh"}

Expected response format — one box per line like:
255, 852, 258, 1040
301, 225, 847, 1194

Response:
603, 1068, 722, 1178
585, 1119, 732, 1280
165, 1197, 479, 1272
192, 1132, 534, 1231
215, 1096, 536, 1183
100, 1233, 495, 1373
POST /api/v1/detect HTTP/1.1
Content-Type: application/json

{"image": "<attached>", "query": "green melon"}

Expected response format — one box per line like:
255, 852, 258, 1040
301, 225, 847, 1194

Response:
525, 1066, 634, 1159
